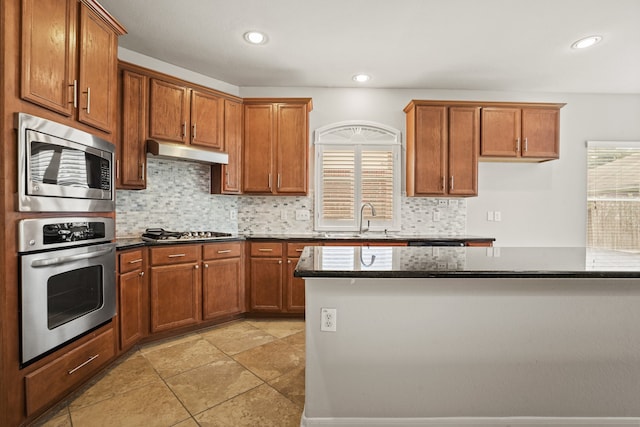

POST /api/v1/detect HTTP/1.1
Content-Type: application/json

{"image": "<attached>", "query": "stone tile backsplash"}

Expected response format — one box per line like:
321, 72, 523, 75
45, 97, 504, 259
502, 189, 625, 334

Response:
116, 157, 466, 237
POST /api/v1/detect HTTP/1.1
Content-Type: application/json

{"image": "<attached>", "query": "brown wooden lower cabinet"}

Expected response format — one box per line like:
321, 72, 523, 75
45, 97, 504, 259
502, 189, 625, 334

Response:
249, 241, 320, 314
24, 328, 115, 416
202, 242, 244, 320
117, 248, 147, 350
149, 245, 201, 333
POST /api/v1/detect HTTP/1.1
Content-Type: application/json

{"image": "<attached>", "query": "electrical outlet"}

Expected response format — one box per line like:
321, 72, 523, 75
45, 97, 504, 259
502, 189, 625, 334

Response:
296, 209, 310, 221
494, 211, 502, 222
448, 199, 458, 207
438, 199, 448, 206
487, 211, 494, 221
229, 210, 237, 220
321, 308, 337, 332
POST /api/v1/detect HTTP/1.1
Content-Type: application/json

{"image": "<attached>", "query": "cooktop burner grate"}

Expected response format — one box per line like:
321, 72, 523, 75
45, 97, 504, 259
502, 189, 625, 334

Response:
141, 228, 233, 242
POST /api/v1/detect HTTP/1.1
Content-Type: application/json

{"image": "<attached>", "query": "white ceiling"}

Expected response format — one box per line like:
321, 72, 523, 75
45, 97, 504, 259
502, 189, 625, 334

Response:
99, 0, 640, 94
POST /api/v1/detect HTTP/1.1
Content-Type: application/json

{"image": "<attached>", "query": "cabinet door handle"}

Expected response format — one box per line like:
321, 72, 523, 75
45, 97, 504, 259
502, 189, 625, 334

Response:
296, 249, 304, 252
258, 248, 273, 252
82, 87, 91, 114
192, 123, 197, 140
182, 122, 186, 138
128, 258, 143, 264
524, 137, 528, 152
225, 170, 230, 186
168, 253, 186, 258
204, 263, 209, 268
441, 176, 445, 191
268, 173, 272, 189
287, 260, 292, 264
450, 176, 454, 190
194, 264, 199, 269
278, 260, 282, 264
140, 162, 145, 180
116, 160, 120, 180
516, 137, 520, 152
139, 271, 145, 277
69, 80, 78, 108
68, 354, 99, 375
277, 174, 281, 189
217, 249, 232, 254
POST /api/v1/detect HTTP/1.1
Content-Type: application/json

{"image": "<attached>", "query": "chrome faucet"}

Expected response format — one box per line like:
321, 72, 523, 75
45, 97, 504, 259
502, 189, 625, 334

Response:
359, 202, 377, 234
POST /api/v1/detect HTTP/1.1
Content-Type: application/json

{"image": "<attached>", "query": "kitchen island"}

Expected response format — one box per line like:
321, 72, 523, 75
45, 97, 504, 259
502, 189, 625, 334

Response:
295, 246, 640, 427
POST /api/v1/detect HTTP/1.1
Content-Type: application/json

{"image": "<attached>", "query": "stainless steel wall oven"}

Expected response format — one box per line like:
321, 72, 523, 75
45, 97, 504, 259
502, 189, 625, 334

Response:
16, 113, 115, 212
18, 217, 116, 365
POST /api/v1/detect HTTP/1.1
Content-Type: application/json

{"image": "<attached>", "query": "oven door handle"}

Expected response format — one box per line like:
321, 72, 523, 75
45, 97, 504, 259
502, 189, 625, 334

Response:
30, 247, 114, 268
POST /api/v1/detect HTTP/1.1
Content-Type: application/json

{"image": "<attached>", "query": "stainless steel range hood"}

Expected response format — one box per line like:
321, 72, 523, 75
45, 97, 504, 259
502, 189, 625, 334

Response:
147, 140, 229, 165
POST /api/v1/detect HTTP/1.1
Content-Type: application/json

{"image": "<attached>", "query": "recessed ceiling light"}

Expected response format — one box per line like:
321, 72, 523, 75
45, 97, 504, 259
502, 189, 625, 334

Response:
353, 74, 371, 83
243, 31, 267, 45
571, 35, 602, 49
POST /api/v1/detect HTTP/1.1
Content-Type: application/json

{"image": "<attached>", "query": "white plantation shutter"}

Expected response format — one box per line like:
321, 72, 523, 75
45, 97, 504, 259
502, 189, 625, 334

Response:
315, 121, 401, 231
587, 141, 640, 251
362, 149, 394, 221
322, 149, 355, 220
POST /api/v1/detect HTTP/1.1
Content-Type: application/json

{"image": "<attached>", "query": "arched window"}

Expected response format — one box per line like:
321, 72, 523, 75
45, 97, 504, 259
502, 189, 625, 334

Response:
314, 121, 401, 232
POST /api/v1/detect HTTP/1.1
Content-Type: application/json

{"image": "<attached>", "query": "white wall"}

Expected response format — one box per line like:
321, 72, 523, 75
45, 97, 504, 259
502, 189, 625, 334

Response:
241, 87, 640, 246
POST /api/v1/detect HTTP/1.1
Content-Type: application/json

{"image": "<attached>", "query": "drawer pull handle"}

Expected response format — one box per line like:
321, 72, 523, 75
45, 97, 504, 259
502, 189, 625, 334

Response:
128, 258, 143, 264
217, 249, 232, 254
295, 249, 304, 252
68, 354, 99, 375
168, 253, 186, 258
204, 263, 209, 268
258, 248, 273, 252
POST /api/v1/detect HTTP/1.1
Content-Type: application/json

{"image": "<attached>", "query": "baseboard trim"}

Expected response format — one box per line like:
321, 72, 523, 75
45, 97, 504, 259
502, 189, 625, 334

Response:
300, 413, 640, 427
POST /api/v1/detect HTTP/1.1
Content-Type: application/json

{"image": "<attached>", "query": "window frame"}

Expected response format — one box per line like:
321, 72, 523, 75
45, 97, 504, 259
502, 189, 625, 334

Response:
314, 121, 402, 232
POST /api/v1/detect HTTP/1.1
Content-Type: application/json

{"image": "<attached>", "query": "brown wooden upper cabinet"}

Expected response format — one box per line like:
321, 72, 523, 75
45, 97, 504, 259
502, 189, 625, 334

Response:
405, 101, 480, 197
242, 98, 312, 195
149, 78, 224, 150
21, 0, 125, 134
481, 104, 564, 161
211, 99, 243, 194
117, 69, 147, 189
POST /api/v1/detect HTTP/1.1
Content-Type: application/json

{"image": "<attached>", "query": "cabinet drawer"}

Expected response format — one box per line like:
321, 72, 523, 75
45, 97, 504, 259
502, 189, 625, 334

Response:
119, 249, 145, 274
203, 242, 242, 260
287, 241, 320, 257
150, 245, 200, 265
250, 242, 283, 257
25, 328, 115, 415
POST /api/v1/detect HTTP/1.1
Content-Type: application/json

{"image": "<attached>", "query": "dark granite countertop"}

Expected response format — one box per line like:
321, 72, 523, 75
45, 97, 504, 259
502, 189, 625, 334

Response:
243, 233, 494, 242
116, 234, 495, 250
294, 246, 640, 278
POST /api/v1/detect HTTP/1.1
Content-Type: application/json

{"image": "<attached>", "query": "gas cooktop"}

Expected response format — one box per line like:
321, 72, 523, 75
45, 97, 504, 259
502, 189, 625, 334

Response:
141, 228, 234, 242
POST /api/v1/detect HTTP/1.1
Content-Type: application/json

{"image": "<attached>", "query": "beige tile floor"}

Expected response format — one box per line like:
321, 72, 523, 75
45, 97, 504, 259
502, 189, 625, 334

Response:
31, 319, 306, 427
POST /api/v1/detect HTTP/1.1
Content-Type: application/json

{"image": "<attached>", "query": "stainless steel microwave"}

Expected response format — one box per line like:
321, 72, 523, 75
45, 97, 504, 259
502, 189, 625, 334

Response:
16, 113, 115, 212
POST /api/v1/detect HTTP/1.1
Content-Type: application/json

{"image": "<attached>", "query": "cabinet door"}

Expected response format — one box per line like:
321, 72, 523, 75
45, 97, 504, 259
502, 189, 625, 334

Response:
150, 263, 201, 332
480, 107, 521, 157
202, 257, 243, 320
149, 79, 189, 143
212, 99, 243, 194
118, 268, 145, 349
77, 3, 117, 132
521, 108, 560, 159
250, 257, 283, 312
286, 258, 305, 313
275, 103, 308, 194
412, 106, 448, 196
243, 104, 274, 193
21, 0, 77, 116
191, 90, 224, 149
448, 107, 480, 196
119, 70, 147, 188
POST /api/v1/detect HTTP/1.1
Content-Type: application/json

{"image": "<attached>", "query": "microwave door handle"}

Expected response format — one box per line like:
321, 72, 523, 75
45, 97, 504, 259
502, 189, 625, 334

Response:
30, 247, 113, 268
